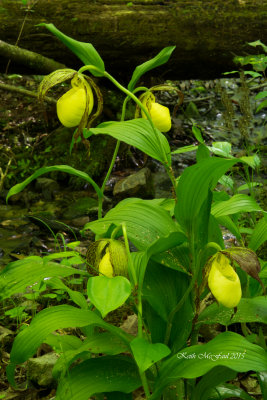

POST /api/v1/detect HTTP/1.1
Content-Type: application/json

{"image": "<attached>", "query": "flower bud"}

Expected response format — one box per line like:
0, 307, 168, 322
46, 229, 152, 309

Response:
86, 239, 128, 278
108, 240, 128, 277
208, 254, 241, 308
57, 79, 94, 127
142, 102, 171, 133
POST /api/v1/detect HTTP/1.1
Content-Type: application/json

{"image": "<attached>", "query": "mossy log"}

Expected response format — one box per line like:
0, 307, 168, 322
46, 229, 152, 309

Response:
0, 0, 267, 79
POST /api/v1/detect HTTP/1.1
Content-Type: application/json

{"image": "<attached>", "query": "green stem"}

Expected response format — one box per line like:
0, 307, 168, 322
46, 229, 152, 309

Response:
140, 372, 151, 399
97, 139, 120, 219
78, 65, 177, 192
122, 224, 151, 398
122, 223, 137, 286
164, 272, 197, 345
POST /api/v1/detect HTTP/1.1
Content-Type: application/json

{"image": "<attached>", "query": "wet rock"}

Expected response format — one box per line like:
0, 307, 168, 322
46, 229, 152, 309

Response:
28, 352, 59, 387
113, 167, 154, 199
35, 178, 60, 201
70, 216, 90, 228
63, 197, 98, 219
120, 314, 138, 336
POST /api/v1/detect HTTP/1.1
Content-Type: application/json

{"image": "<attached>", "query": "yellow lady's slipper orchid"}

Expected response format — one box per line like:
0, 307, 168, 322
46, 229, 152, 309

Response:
57, 78, 94, 127
98, 249, 114, 278
86, 239, 128, 278
208, 254, 241, 308
141, 93, 171, 133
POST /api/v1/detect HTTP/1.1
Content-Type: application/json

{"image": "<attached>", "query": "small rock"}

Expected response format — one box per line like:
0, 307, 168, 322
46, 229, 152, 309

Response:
70, 216, 90, 227
28, 352, 59, 387
113, 167, 154, 199
120, 314, 138, 336
63, 197, 98, 219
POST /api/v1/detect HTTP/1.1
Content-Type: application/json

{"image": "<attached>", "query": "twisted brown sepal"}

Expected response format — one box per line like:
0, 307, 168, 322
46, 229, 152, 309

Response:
222, 247, 265, 294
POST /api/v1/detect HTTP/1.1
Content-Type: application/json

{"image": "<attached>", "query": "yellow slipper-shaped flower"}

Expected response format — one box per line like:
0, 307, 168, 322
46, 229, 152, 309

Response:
57, 79, 94, 127
98, 249, 114, 278
141, 92, 171, 133
208, 254, 241, 308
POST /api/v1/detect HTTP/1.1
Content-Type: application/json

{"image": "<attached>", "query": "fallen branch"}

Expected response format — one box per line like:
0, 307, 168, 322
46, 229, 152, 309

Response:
0, 82, 56, 103
0, 40, 66, 74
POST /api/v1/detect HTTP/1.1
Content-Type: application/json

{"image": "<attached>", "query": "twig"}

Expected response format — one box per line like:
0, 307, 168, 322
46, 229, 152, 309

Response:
0, 82, 56, 103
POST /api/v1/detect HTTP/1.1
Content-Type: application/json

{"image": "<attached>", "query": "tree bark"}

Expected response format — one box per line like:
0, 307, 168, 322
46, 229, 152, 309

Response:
0, 0, 267, 79
0, 40, 66, 74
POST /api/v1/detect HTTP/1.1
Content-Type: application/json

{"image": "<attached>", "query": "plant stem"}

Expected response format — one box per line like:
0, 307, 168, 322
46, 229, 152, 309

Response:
164, 272, 196, 345
97, 139, 120, 219
78, 65, 177, 192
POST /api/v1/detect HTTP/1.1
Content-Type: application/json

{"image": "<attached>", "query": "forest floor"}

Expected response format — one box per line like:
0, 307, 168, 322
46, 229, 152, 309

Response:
0, 72, 266, 400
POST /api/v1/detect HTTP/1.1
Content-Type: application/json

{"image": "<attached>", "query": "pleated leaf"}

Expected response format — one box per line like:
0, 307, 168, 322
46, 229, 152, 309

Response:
6, 165, 102, 202
84, 198, 178, 250
0, 256, 87, 301
192, 366, 237, 400
175, 158, 237, 233
128, 46, 176, 91
197, 297, 267, 326
211, 194, 263, 217
7, 305, 131, 387
207, 383, 256, 400
55, 356, 140, 400
39, 23, 105, 76
85, 119, 171, 166
52, 332, 129, 379
150, 331, 267, 399
249, 215, 267, 251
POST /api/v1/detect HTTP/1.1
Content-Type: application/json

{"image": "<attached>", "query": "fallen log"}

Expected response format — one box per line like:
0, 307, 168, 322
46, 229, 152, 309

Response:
0, 0, 267, 79
0, 40, 66, 74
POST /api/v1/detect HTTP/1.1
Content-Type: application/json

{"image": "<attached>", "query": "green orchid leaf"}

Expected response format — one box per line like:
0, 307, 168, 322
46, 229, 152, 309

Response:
192, 366, 237, 400
55, 356, 140, 400
192, 125, 204, 143
142, 260, 193, 352
215, 215, 242, 241
256, 98, 267, 113
83, 198, 178, 250
257, 371, 267, 400
0, 255, 87, 301
7, 305, 131, 387
208, 141, 233, 158
52, 332, 129, 379
211, 194, 264, 217
255, 90, 267, 100
207, 383, 256, 399
150, 331, 267, 399
6, 165, 102, 202
130, 337, 170, 374
239, 154, 261, 169
174, 158, 238, 234
128, 46, 175, 92
46, 277, 88, 309
249, 215, 267, 251
39, 23, 105, 76
85, 119, 171, 166
87, 276, 131, 318
197, 297, 267, 326
171, 144, 198, 155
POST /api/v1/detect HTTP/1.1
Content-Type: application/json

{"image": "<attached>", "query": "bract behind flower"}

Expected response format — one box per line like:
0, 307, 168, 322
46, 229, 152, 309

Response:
208, 254, 241, 308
